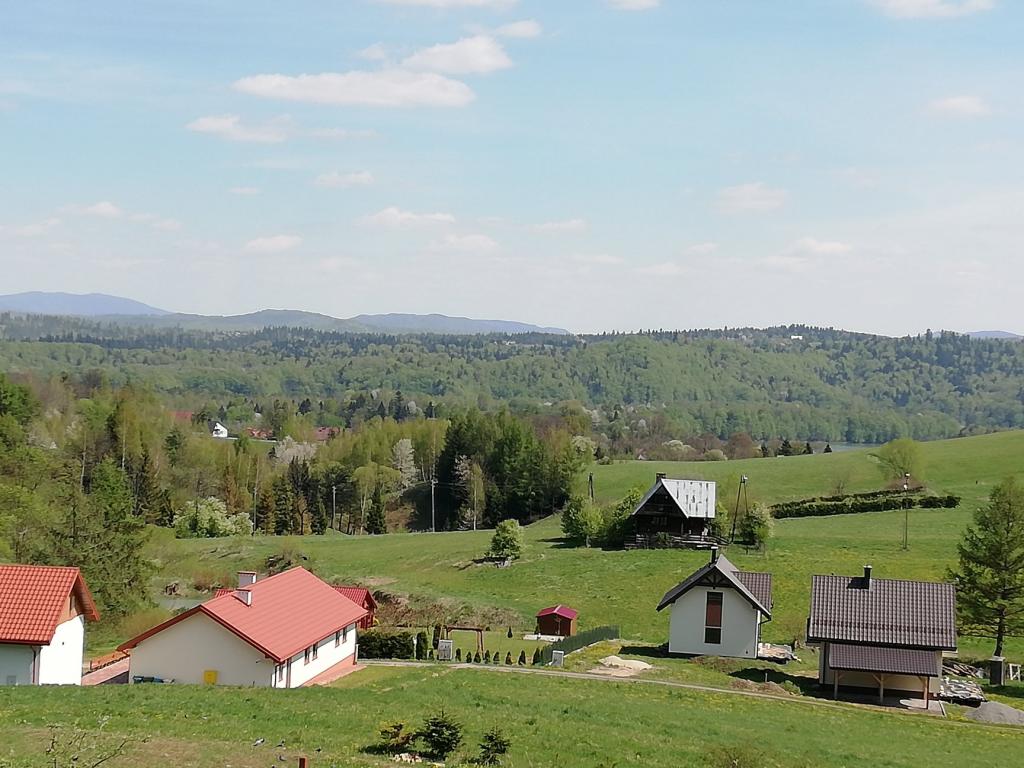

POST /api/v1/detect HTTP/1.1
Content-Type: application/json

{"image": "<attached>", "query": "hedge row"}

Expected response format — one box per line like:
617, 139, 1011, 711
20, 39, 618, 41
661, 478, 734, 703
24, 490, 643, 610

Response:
358, 630, 416, 660
771, 493, 960, 519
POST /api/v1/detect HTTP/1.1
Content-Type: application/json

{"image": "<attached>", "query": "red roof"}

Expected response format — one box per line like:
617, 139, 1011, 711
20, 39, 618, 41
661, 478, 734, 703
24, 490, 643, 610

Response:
0, 565, 99, 645
333, 586, 376, 610
536, 604, 578, 620
120, 567, 367, 663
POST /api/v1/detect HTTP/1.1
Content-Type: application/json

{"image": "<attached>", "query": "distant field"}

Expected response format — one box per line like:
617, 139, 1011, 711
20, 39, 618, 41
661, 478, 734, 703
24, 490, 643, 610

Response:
4, 666, 1024, 768
134, 431, 1024, 663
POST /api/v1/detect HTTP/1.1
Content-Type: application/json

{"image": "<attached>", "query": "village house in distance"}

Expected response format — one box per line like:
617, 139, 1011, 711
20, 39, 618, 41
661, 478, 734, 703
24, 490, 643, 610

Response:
628, 474, 719, 549
656, 548, 772, 658
0, 564, 99, 686
807, 566, 957, 705
119, 568, 367, 688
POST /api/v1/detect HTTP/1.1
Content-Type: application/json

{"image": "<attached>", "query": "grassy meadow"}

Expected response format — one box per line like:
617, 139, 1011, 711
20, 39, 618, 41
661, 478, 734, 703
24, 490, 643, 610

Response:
139, 431, 1024, 661
4, 665, 1024, 768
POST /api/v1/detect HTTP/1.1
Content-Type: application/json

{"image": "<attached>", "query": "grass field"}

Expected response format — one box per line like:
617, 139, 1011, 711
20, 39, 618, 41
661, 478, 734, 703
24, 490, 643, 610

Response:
138, 431, 1024, 662
4, 665, 1024, 768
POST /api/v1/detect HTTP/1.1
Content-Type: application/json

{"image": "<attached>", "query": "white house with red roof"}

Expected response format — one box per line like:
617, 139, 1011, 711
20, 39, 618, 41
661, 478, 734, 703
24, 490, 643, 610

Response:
119, 567, 367, 688
0, 564, 100, 686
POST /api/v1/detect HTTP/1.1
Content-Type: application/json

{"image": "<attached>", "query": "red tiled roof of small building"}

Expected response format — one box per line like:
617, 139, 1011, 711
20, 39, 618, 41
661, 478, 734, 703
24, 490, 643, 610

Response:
0, 565, 99, 645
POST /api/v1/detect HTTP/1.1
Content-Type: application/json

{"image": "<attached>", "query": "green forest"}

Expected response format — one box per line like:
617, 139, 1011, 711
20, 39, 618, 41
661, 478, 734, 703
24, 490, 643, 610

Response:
2, 315, 1023, 448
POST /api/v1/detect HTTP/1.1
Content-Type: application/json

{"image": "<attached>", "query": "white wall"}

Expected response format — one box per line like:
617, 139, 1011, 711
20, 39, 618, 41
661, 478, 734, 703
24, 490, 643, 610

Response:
38, 615, 85, 685
818, 643, 942, 695
668, 585, 761, 658
285, 623, 357, 688
0, 644, 35, 685
129, 612, 273, 687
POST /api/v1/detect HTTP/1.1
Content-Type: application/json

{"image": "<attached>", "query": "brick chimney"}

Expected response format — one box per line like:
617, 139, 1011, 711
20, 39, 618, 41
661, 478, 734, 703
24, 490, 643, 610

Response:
862, 564, 872, 589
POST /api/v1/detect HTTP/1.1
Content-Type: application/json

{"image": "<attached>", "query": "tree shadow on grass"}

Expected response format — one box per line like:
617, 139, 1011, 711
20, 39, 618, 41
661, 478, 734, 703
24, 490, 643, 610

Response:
537, 536, 576, 549
729, 667, 821, 696
619, 644, 672, 659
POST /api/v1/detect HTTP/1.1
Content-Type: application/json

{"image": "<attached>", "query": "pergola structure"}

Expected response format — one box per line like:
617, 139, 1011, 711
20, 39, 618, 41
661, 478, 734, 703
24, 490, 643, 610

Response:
443, 625, 485, 654
827, 643, 938, 705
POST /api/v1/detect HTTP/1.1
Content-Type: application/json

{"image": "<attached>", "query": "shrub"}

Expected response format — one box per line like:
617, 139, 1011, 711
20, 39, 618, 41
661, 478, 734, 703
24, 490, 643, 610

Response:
504, 652, 513, 665
476, 727, 511, 766
531, 648, 541, 665
358, 630, 415, 660
432, 624, 442, 650
561, 495, 605, 547
492, 652, 500, 665
378, 722, 413, 754
739, 502, 774, 547
517, 650, 527, 665
488, 520, 524, 560
416, 711, 463, 760
455, 648, 462, 662
415, 631, 429, 660
484, 650, 492, 664
118, 607, 173, 640
190, 568, 231, 593
473, 651, 482, 663
507, 626, 513, 639
173, 497, 251, 538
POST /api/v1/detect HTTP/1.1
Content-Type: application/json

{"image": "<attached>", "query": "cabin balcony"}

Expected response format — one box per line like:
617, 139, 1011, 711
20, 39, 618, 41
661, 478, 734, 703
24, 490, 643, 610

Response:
625, 533, 726, 550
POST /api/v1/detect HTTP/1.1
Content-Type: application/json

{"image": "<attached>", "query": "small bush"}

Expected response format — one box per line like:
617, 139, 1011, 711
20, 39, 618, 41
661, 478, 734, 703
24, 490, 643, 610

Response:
415, 631, 429, 660
416, 711, 463, 760
517, 650, 527, 665
504, 652, 513, 665
455, 648, 462, 662
190, 568, 231, 593
475, 727, 511, 766
118, 607, 173, 639
473, 651, 482, 663
531, 648, 541, 665
484, 650, 492, 664
378, 722, 413, 754
432, 624, 442, 650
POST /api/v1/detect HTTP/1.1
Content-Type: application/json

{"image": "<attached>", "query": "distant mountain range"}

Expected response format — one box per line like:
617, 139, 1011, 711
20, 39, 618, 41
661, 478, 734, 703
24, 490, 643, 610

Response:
0, 292, 571, 336
967, 330, 1023, 340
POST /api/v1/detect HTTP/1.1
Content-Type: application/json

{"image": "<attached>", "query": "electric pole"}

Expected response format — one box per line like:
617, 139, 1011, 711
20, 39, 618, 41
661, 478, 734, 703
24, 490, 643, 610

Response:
331, 484, 337, 532
902, 472, 910, 550
431, 477, 437, 533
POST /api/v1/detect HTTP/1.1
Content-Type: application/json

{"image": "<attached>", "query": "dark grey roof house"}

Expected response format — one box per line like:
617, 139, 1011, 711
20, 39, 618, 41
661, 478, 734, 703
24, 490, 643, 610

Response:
807, 566, 956, 704
657, 548, 772, 658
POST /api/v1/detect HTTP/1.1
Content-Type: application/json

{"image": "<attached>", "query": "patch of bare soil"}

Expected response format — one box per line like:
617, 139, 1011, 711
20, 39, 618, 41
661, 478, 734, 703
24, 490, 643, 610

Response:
588, 655, 654, 678
373, 591, 519, 629
729, 678, 791, 696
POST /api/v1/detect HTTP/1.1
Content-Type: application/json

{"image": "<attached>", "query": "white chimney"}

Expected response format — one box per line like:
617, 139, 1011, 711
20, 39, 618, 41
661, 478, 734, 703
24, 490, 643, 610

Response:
235, 588, 253, 606
238, 571, 257, 588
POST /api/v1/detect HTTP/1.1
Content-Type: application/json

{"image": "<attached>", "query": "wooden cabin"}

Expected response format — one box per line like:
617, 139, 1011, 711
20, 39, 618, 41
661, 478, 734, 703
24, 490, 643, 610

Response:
627, 474, 719, 549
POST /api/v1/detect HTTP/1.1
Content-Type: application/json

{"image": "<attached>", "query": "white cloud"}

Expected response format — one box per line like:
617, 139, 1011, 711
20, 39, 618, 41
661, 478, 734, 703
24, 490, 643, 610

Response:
430, 233, 499, 253
244, 235, 303, 253
929, 95, 992, 117
317, 256, 363, 273
314, 171, 375, 188
131, 213, 182, 231
230, 186, 261, 196
357, 43, 389, 61
403, 36, 512, 75
0, 217, 61, 237
377, 0, 517, 7
608, 0, 660, 10
686, 242, 719, 255
361, 206, 456, 227
72, 201, 124, 218
569, 253, 623, 265
308, 127, 377, 140
535, 218, 587, 233
792, 237, 853, 255
867, 0, 994, 19
717, 182, 788, 213
186, 114, 290, 143
638, 261, 687, 276
495, 20, 542, 38
234, 70, 475, 107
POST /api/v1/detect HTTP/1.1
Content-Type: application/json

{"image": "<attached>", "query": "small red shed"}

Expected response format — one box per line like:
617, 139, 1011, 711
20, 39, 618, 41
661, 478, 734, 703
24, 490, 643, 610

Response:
536, 605, 578, 637
334, 586, 377, 630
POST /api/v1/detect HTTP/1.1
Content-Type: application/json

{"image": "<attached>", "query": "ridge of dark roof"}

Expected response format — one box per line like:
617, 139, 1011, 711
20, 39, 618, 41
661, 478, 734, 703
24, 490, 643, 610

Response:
657, 555, 771, 617
807, 574, 956, 650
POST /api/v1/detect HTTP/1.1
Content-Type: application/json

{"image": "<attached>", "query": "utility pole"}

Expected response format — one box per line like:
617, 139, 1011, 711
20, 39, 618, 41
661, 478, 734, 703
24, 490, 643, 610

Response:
729, 476, 748, 544
251, 459, 260, 536
902, 472, 911, 550
431, 477, 437, 533
331, 484, 337, 532
588, 472, 595, 502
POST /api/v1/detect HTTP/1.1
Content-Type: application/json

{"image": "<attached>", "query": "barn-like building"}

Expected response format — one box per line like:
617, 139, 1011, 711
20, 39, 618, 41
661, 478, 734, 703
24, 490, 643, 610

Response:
628, 474, 719, 549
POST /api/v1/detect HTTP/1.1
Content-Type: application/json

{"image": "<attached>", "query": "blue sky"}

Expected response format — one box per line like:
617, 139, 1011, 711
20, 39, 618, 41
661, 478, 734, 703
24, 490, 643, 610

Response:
1, 0, 1021, 334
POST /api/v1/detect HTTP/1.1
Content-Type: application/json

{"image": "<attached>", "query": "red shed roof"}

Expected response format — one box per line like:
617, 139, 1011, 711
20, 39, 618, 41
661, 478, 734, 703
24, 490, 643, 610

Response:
334, 586, 377, 610
536, 605, 578, 620
0, 565, 99, 645
119, 567, 367, 663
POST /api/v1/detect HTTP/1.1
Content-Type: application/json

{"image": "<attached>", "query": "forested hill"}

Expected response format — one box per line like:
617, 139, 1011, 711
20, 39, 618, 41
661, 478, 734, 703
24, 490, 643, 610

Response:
1, 316, 1022, 443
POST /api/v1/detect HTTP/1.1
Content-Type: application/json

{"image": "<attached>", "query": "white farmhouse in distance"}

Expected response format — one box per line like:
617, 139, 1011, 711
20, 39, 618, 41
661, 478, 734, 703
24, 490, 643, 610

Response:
656, 548, 772, 659
211, 422, 229, 439
0, 565, 100, 685
119, 567, 367, 688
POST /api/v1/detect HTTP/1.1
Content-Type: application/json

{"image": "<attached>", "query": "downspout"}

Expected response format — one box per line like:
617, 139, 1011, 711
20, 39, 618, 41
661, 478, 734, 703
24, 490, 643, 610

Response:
31, 646, 40, 684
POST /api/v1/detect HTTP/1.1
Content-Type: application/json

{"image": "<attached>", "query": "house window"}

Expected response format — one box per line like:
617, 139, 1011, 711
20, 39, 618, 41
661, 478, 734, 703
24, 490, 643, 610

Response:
335, 631, 341, 647
343, 626, 349, 644
312, 643, 318, 661
704, 592, 723, 645
304, 647, 311, 665
277, 664, 285, 683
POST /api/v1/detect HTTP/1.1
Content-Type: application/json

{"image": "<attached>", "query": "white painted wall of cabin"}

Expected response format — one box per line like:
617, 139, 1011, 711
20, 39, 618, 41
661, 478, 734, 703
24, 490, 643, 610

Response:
285, 623, 357, 688
38, 615, 85, 685
818, 643, 943, 695
0, 644, 35, 685
129, 612, 273, 687
668, 585, 761, 658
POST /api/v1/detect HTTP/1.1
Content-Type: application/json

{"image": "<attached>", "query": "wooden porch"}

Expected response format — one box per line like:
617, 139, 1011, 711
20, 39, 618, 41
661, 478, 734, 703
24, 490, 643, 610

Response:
625, 533, 726, 550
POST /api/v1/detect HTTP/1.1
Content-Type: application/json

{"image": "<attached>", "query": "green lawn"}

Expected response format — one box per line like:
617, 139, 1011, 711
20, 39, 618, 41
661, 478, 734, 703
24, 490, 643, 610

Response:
136, 431, 1024, 662
4, 666, 1024, 768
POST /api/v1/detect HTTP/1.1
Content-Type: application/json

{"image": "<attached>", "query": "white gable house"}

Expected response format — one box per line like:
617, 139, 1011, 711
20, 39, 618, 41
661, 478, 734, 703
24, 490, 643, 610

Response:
656, 548, 772, 658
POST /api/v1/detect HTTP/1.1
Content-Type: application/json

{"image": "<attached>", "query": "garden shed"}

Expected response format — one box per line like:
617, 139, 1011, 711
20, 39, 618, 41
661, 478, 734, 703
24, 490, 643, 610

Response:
536, 605, 578, 638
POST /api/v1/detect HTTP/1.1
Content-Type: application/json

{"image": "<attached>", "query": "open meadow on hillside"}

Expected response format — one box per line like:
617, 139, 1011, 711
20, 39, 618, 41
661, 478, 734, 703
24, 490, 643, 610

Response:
143, 432, 1024, 660
3, 665, 1024, 768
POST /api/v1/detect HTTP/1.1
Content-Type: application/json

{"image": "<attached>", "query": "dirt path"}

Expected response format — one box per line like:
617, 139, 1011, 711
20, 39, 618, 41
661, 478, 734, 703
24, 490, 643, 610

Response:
362, 660, 941, 717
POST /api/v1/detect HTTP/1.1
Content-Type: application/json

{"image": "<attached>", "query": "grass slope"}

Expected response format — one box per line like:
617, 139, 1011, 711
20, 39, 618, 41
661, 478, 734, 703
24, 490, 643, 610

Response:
146, 432, 1024, 661
3, 666, 1024, 768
